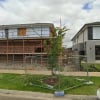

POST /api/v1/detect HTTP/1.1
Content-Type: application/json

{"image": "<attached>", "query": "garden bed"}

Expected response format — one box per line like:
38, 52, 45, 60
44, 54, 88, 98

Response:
0, 73, 99, 95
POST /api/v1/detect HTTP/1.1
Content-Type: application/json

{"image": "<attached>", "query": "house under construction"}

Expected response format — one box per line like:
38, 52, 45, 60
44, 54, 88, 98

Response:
0, 23, 55, 67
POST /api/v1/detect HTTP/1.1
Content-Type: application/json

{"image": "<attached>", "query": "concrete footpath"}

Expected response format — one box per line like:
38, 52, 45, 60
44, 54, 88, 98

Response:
0, 89, 97, 100
0, 69, 100, 77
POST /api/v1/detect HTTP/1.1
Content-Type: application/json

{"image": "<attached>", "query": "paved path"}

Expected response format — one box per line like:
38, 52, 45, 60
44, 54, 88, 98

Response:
0, 89, 97, 100
0, 94, 36, 100
0, 69, 100, 77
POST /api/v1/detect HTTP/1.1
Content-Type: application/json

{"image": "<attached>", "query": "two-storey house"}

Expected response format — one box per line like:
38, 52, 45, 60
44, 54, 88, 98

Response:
72, 22, 100, 63
0, 23, 55, 65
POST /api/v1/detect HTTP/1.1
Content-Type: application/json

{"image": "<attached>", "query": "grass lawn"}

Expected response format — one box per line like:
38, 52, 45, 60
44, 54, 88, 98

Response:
81, 63, 100, 72
66, 76, 100, 95
0, 73, 99, 95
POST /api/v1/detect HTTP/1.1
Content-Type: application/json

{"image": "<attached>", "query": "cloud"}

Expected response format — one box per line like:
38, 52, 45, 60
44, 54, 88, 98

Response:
0, 0, 100, 47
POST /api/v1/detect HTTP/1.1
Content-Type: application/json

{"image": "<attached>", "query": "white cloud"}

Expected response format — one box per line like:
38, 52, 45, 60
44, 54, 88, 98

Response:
0, 0, 100, 47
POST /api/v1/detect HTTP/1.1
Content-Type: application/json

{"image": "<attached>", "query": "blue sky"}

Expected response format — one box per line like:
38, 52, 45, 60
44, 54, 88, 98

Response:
82, 0, 96, 11
83, 2, 93, 10
0, 0, 99, 47
0, 0, 5, 2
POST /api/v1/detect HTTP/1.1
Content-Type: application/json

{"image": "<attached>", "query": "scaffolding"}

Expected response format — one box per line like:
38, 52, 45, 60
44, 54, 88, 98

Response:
0, 23, 54, 68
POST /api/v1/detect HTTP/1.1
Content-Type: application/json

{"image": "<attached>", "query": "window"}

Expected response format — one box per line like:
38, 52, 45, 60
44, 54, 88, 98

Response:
79, 51, 85, 55
93, 27, 100, 39
95, 45, 100, 60
88, 27, 93, 40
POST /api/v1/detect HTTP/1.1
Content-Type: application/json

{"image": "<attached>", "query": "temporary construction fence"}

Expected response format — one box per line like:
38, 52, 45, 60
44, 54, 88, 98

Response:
23, 55, 95, 95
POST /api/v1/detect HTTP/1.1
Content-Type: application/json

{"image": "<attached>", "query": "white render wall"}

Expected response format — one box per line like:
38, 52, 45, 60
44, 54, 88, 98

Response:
78, 28, 88, 43
73, 38, 77, 45
73, 28, 88, 45
86, 40, 100, 63
78, 31, 84, 43
83, 28, 88, 41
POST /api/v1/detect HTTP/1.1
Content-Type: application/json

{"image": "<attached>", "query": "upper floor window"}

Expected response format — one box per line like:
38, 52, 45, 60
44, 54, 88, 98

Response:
93, 27, 100, 39
88, 27, 93, 40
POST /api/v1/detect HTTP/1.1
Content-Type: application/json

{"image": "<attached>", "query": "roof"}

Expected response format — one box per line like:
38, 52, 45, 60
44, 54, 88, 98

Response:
0, 23, 54, 29
71, 22, 100, 41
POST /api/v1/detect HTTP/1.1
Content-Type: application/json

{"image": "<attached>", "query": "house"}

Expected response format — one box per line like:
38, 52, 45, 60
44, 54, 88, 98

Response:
72, 22, 100, 63
0, 23, 55, 66
62, 47, 73, 65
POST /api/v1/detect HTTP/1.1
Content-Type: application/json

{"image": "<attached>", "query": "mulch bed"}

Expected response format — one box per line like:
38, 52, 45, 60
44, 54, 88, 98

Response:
43, 77, 58, 86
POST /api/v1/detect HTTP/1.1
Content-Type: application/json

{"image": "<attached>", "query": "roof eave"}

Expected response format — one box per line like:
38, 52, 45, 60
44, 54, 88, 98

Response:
71, 22, 100, 41
0, 23, 54, 29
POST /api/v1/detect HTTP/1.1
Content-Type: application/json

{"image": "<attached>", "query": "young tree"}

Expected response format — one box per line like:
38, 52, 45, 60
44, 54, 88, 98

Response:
47, 26, 69, 75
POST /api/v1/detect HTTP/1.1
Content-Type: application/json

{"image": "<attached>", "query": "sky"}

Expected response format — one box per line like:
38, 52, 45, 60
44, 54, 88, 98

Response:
0, 0, 100, 47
